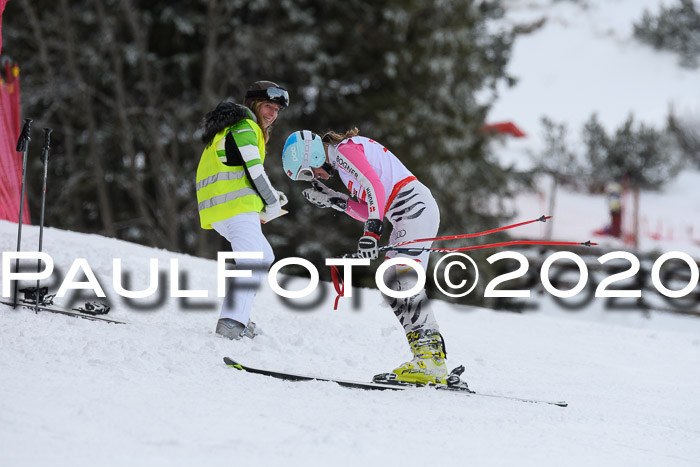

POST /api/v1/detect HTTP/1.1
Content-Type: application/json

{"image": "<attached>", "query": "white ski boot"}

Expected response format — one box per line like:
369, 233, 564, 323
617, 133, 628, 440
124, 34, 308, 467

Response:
216, 318, 258, 340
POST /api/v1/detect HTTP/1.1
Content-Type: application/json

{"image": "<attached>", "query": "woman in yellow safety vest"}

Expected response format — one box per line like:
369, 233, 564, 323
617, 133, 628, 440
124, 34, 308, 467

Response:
196, 81, 289, 339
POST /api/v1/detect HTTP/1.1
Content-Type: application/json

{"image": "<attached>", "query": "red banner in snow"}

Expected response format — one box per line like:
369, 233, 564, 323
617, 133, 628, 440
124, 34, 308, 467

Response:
0, 60, 30, 224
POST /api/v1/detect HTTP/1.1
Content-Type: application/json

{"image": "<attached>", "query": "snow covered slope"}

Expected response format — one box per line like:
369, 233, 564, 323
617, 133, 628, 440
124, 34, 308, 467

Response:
492, 0, 700, 151
2, 1, 700, 465
490, 0, 700, 255
2, 220, 700, 466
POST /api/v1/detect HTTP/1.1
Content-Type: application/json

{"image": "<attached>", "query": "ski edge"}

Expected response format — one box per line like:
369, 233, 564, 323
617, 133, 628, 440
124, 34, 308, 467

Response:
223, 357, 404, 391
223, 357, 568, 407
375, 372, 567, 407
0, 300, 126, 325
457, 390, 568, 407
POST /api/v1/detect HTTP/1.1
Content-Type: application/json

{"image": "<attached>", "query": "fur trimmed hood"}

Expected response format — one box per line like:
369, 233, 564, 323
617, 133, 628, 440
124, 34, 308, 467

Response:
200, 101, 256, 145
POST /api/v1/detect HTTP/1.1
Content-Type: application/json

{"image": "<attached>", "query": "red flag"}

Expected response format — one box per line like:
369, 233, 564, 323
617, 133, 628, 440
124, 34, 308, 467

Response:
0, 0, 8, 55
0, 60, 30, 224
482, 121, 527, 138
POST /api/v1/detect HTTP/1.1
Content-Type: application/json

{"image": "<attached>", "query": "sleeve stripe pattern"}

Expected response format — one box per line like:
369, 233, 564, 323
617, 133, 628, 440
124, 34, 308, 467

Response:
239, 145, 263, 167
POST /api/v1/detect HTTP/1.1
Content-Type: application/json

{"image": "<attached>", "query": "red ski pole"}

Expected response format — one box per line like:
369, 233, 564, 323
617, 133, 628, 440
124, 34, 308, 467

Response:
383, 215, 551, 251
387, 240, 596, 254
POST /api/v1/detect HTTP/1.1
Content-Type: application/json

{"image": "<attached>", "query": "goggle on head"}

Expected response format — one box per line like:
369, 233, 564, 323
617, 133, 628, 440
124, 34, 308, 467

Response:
244, 86, 290, 108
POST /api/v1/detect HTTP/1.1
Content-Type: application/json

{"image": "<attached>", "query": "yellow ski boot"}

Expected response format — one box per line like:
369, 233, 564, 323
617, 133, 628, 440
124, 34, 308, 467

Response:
374, 329, 448, 386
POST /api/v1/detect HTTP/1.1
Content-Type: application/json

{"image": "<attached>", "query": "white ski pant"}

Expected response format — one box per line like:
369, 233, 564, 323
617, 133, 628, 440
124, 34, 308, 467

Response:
212, 212, 274, 325
383, 179, 440, 333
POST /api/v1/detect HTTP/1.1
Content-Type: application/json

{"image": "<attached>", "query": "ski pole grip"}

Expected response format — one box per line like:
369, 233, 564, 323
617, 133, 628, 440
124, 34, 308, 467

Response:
42, 128, 53, 150
16, 118, 33, 152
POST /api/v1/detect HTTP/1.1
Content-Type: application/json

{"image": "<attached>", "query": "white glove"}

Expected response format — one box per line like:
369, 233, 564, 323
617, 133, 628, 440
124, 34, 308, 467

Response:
277, 191, 288, 207
357, 235, 379, 260
357, 219, 383, 260
261, 199, 281, 219
302, 181, 348, 212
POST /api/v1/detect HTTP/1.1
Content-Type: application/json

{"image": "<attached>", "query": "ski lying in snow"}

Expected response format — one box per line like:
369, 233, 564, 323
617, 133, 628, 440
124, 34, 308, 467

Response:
224, 357, 404, 391
223, 357, 567, 407
0, 300, 126, 325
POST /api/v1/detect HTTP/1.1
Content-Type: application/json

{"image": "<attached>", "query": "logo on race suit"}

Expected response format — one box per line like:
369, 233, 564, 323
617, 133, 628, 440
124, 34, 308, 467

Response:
338, 158, 375, 206
337, 159, 360, 180
361, 188, 375, 208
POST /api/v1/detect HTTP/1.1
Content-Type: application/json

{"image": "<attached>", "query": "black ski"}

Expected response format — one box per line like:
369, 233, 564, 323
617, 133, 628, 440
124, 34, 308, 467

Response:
1, 299, 126, 325
224, 357, 402, 391
223, 357, 567, 407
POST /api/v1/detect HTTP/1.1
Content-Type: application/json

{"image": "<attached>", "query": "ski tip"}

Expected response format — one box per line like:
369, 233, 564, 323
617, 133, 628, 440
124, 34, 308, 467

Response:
223, 357, 243, 370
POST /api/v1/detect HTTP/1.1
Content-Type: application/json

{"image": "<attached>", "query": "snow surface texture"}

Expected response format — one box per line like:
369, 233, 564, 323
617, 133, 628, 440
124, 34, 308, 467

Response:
1, 220, 700, 466
2, 0, 700, 465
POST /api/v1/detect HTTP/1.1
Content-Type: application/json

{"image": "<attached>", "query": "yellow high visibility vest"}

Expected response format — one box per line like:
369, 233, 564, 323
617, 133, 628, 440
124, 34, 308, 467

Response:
196, 119, 266, 229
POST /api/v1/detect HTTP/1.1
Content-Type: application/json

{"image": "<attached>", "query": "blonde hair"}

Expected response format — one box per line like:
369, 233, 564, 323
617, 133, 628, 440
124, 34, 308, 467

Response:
321, 127, 360, 146
249, 100, 272, 143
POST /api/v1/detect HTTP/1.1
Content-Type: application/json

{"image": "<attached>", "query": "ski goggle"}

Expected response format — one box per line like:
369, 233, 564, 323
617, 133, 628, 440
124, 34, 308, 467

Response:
295, 162, 334, 181
296, 167, 315, 182
245, 87, 289, 107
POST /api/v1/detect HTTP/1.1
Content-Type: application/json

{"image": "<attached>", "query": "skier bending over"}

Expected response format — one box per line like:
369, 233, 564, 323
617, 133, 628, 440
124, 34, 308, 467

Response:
196, 81, 289, 340
281, 128, 452, 386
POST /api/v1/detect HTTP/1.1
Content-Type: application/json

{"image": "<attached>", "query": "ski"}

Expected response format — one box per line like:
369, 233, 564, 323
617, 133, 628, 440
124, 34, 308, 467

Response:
223, 357, 568, 407
224, 357, 403, 391
0, 300, 126, 325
